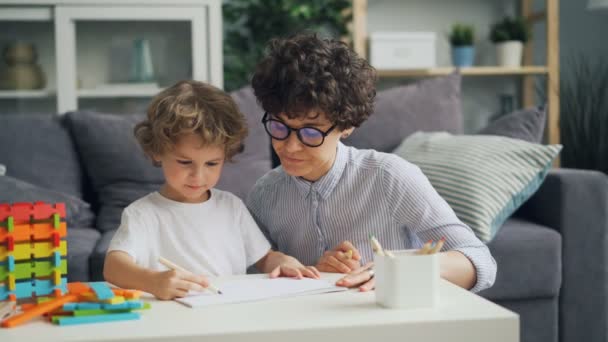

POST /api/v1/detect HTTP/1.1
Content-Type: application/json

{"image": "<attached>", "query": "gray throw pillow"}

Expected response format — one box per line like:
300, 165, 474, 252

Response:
0, 114, 85, 198
66, 106, 272, 231
0, 164, 5, 176
478, 106, 547, 143
393, 132, 562, 242
0, 175, 95, 228
344, 72, 463, 152
65, 111, 162, 232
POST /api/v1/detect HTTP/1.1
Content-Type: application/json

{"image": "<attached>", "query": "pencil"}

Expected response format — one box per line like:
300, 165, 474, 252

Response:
369, 235, 395, 258
158, 256, 222, 295
417, 240, 433, 255
345, 249, 353, 260
429, 237, 446, 254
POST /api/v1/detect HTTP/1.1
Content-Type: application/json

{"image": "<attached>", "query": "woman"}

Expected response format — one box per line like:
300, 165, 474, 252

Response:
246, 33, 496, 292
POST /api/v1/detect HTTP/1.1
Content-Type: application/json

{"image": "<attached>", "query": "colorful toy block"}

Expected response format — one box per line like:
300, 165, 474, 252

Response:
0, 205, 149, 329
1, 282, 149, 328
0, 202, 68, 301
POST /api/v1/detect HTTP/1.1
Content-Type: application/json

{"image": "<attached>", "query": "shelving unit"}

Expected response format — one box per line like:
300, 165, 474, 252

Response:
351, 0, 560, 146
0, 0, 223, 115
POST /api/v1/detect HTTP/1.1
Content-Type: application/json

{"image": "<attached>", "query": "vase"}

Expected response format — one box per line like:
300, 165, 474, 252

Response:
496, 41, 523, 67
0, 42, 46, 90
130, 38, 155, 83
451, 46, 475, 67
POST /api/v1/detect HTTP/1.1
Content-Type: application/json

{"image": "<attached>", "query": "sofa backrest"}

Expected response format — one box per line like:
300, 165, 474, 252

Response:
0, 114, 87, 199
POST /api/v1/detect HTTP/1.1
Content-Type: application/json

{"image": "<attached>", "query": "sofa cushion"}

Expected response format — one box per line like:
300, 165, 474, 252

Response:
0, 114, 85, 198
65, 111, 163, 232
66, 227, 101, 282
66, 107, 272, 232
478, 106, 547, 143
90, 229, 117, 281
480, 218, 562, 300
0, 175, 95, 227
344, 73, 463, 152
393, 132, 562, 242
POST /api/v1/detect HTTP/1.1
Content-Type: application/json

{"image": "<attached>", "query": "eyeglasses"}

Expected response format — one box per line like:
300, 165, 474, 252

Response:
262, 112, 336, 148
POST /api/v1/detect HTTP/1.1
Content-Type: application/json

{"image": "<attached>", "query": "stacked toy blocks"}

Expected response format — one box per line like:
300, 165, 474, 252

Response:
2, 282, 149, 327
0, 202, 68, 301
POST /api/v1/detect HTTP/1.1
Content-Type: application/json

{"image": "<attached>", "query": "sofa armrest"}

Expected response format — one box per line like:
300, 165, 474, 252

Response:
515, 168, 608, 342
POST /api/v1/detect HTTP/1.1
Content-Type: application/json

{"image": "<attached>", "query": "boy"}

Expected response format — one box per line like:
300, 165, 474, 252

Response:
104, 80, 319, 300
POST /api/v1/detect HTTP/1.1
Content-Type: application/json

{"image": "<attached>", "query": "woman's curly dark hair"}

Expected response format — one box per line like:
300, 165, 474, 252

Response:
252, 33, 377, 130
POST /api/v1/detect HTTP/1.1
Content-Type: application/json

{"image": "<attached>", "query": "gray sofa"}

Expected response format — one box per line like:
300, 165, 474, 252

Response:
1, 88, 606, 342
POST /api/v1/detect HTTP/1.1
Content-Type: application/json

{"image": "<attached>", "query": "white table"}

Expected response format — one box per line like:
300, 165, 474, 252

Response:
1, 274, 519, 342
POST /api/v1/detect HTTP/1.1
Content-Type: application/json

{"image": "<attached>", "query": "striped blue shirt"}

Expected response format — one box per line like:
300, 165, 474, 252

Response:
246, 142, 496, 292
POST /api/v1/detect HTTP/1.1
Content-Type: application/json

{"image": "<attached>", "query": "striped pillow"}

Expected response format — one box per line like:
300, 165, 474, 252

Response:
393, 132, 562, 242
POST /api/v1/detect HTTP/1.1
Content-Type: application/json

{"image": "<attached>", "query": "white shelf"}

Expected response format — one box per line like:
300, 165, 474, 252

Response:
0, 89, 54, 99
377, 66, 549, 77
0, 7, 52, 21
77, 85, 162, 98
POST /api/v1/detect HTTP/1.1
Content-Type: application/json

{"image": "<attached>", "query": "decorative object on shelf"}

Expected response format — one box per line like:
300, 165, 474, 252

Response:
489, 16, 531, 67
129, 38, 155, 83
449, 24, 475, 67
0, 42, 46, 90
370, 32, 436, 70
223, 0, 351, 91
588, 0, 608, 10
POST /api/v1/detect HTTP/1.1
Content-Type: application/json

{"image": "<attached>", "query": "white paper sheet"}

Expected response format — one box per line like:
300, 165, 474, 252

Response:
175, 278, 348, 308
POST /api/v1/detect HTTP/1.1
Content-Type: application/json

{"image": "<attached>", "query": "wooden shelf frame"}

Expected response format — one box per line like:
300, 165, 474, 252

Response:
351, 0, 560, 146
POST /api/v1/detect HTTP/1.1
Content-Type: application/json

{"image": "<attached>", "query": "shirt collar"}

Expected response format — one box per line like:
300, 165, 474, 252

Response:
291, 142, 348, 200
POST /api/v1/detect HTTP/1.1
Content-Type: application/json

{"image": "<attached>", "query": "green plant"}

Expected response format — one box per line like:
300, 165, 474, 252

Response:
489, 16, 531, 43
449, 24, 474, 47
536, 55, 608, 174
223, 0, 352, 92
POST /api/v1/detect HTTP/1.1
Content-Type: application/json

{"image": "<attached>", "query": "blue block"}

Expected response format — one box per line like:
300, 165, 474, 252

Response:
63, 302, 103, 311
54, 312, 140, 326
7, 255, 14, 272
53, 251, 61, 267
88, 282, 114, 300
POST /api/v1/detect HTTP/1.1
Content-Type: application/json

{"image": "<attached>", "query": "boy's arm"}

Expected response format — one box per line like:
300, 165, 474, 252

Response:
104, 250, 208, 300
255, 250, 320, 279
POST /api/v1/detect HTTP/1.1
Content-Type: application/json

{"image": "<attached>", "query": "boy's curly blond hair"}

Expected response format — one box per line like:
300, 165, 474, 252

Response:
134, 80, 247, 164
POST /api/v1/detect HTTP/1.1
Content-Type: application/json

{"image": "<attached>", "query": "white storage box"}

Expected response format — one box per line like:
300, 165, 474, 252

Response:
370, 32, 436, 70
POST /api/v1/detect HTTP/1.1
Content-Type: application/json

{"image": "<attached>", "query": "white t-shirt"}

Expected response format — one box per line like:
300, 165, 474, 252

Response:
107, 189, 271, 276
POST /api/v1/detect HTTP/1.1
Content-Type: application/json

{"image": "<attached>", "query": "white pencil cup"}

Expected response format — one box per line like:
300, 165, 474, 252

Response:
374, 250, 440, 309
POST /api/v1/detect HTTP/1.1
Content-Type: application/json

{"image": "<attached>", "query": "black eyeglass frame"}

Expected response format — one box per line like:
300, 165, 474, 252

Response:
261, 112, 337, 148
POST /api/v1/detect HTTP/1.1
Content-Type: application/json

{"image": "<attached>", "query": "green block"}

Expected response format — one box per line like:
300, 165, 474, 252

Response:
53, 213, 60, 229
73, 309, 131, 317
7, 216, 13, 232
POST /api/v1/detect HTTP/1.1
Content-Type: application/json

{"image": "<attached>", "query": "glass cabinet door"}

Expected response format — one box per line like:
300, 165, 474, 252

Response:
55, 5, 222, 114
0, 7, 57, 115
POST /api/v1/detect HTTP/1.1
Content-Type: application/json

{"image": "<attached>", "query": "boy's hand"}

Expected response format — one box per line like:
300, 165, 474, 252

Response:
315, 241, 362, 273
269, 259, 321, 279
150, 269, 210, 300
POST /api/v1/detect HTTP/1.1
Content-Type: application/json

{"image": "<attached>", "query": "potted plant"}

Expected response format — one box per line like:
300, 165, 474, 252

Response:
489, 16, 530, 67
449, 24, 475, 67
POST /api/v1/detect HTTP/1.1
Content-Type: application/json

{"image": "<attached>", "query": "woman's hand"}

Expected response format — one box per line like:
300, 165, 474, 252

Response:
315, 241, 362, 273
335, 262, 375, 292
150, 269, 210, 300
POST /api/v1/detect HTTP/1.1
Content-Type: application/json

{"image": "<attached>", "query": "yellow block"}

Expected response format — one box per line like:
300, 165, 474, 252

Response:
8, 274, 15, 290
104, 296, 125, 305
0, 240, 67, 260
53, 269, 61, 285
